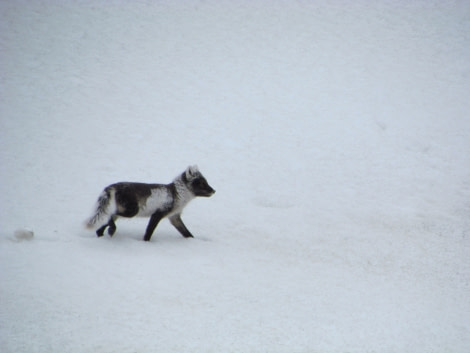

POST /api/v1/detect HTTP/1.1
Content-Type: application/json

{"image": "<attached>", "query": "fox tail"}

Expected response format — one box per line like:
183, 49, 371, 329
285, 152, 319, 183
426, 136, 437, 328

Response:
85, 187, 116, 229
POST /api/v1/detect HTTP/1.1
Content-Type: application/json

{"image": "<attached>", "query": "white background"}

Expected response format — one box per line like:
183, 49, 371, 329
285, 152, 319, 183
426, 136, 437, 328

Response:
1, 1, 469, 352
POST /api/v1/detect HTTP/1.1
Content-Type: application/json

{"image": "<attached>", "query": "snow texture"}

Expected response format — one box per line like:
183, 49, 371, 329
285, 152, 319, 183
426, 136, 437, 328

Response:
1, 1, 469, 352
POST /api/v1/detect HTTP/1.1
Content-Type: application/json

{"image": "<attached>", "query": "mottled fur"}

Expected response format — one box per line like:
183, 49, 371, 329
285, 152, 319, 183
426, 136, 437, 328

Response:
86, 166, 215, 241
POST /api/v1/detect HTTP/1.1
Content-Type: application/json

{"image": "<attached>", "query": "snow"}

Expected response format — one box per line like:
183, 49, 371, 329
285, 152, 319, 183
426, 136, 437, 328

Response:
1, 1, 469, 352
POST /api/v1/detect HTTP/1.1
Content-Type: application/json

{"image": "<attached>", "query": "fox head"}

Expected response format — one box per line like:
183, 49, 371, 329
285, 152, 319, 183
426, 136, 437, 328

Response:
184, 165, 216, 197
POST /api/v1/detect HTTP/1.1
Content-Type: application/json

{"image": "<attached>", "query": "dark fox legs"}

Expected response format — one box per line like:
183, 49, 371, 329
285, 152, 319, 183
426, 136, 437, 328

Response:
96, 212, 194, 241
95, 212, 169, 241
96, 216, 117, 237
169, 214, 194, 238
143, 212, 165, 241
144, 213, 194, 241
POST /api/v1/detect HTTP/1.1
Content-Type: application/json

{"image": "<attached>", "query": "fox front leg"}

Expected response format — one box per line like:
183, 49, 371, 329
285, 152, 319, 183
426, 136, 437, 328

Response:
169, 214, 194, 238
143, 212, 165, 241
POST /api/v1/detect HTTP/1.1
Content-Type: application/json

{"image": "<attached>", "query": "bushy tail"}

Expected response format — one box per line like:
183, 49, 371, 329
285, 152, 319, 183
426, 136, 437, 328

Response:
85, 187, 116, 229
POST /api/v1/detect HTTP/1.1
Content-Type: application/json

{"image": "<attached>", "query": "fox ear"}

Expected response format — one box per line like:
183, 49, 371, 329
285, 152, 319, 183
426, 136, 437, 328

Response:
185, 165, 199, 179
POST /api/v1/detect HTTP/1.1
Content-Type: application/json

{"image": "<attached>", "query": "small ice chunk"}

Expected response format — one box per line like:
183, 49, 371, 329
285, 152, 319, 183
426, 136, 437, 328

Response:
14, 228, 34, 240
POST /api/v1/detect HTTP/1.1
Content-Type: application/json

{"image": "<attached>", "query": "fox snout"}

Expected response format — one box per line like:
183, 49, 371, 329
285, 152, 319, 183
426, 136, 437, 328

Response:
190, 174, 215, 197
200, 185, 215, 197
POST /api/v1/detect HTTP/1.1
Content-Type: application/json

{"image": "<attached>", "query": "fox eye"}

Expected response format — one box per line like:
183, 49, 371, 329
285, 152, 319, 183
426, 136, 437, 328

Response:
195, 178, 206, 187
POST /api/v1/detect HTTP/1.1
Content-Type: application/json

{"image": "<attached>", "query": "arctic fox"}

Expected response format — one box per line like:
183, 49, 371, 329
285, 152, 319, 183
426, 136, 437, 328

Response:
86, 165, 215, 241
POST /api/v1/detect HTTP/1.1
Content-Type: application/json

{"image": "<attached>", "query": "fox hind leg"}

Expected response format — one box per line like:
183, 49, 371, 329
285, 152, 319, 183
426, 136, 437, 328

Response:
96, 217, 117, 237
96, 224, 107, 237
107, 216, 117, 236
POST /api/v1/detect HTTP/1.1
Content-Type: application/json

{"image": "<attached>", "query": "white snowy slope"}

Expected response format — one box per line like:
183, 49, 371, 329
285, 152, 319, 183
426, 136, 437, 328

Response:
1, 1, 469, 352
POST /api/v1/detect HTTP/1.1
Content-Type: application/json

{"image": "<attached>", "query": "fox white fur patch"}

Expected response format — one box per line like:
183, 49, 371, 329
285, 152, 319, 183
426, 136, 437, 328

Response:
137, 188, 172, 217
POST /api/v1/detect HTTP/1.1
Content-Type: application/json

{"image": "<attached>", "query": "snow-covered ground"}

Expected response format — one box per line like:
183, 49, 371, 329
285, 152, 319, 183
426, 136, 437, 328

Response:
1, 1, 469, 352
